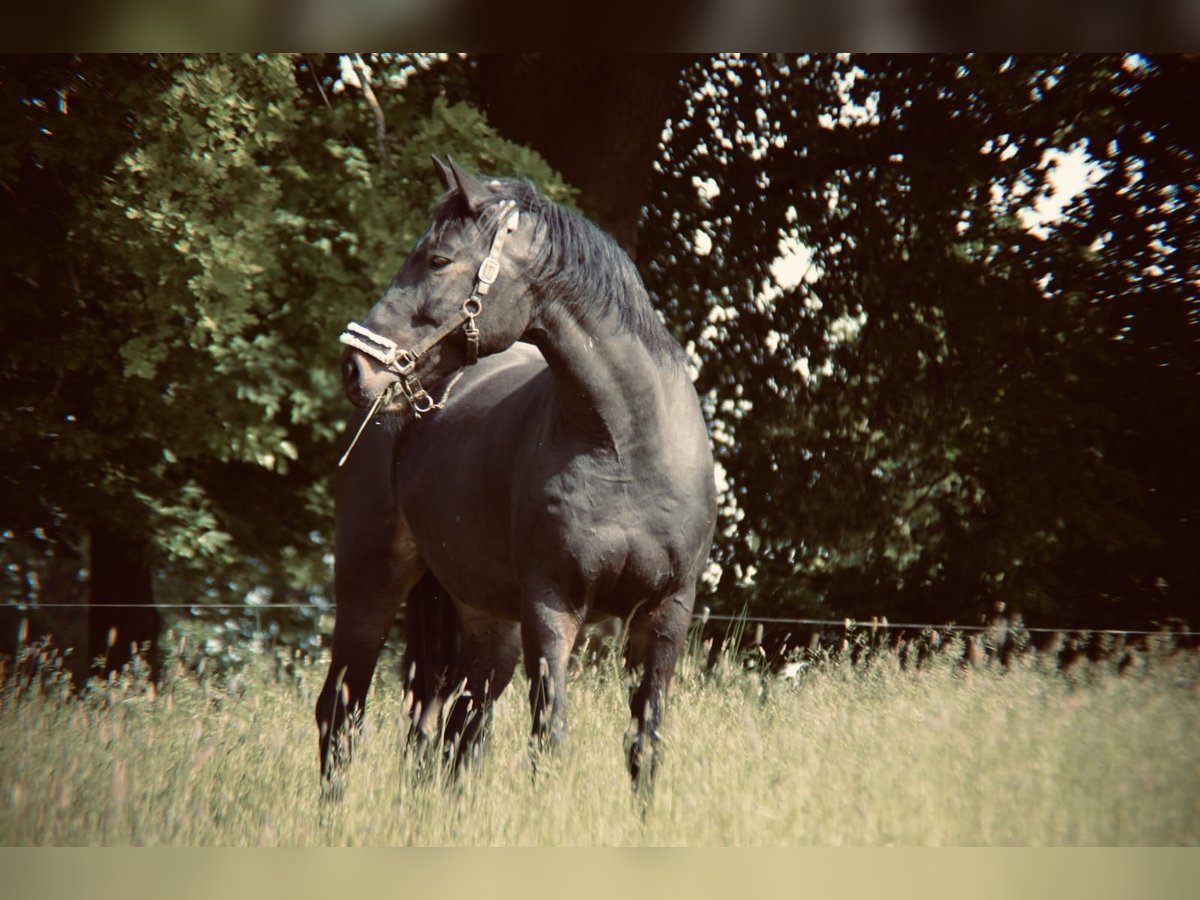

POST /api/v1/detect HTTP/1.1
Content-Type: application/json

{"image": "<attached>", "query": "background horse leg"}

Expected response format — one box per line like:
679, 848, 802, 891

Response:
624, 591, 694, 792
315, 562, 422, 783
440, 605, 522, 772
521, 589, 584, 765
401, 570, 461, 755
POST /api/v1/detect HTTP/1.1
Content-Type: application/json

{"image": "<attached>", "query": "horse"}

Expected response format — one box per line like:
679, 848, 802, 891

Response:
315, 157, 716, 791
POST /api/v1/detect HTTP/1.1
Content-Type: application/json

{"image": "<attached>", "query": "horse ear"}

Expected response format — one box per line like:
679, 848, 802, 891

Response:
446, 156, 491, 214
431, 155, 453, 192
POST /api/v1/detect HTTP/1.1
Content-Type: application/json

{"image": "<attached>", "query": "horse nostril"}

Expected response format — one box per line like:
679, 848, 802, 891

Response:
342, 355, 359, 385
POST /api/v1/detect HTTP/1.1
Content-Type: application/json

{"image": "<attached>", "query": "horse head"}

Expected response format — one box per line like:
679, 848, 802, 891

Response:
340, 157, 540, 417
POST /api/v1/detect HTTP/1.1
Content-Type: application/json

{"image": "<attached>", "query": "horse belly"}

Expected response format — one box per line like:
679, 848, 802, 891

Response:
515, 486, 687, 621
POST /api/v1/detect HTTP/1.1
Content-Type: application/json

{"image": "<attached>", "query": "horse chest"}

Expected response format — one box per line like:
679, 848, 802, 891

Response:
392, 357, 711, 618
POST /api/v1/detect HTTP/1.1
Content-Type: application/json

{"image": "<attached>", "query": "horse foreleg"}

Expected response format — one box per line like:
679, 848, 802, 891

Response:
624, 592, 693, 794
521, 591, 584, 768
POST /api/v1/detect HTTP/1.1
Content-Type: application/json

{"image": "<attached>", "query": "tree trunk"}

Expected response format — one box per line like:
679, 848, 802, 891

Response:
476, 54, 693, 261
88, 526, 162, 681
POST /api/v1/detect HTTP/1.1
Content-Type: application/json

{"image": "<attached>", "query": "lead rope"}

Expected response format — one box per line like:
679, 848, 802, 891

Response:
336, 203, 520, 467
337, 381, 396, 467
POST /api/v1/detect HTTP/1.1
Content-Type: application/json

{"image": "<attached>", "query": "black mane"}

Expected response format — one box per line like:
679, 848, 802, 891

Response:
430, 178, 685, 365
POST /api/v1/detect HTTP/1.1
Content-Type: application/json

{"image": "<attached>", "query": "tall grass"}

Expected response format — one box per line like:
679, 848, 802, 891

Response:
2, 632, 1198, 846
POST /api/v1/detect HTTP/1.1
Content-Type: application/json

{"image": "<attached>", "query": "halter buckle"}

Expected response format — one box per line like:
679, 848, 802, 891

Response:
393, 349, 417, 375
464, 316, 480, 365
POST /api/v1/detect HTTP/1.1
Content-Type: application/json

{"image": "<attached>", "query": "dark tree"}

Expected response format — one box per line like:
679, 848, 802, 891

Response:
475, 54, 694, 258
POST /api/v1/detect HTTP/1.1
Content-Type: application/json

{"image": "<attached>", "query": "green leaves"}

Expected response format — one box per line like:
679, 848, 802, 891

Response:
119, 336, 170, 380
135, 482, 231, 562
1, 53, 572, 616
9, 52, 1189, 638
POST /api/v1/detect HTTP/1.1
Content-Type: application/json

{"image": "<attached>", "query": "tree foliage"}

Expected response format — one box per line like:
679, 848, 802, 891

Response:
0, 53, 572, 664
2, 53, 1195, 667
642, 53, 1198, 628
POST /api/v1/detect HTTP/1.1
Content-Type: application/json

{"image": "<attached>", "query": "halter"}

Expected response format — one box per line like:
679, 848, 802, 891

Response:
338, 202, 520, 419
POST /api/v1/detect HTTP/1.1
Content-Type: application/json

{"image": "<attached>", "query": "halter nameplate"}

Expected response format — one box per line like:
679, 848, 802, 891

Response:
475, 208, 519, 295
477, 256, 500, 286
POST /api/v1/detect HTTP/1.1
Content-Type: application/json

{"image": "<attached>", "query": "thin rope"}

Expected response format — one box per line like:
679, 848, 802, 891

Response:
1, 602, 1191, 637
693, 613, 1192, 637
1, 603, 328, 610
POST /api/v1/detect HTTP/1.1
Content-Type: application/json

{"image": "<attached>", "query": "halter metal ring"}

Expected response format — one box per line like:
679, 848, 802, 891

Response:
410, 390, 436, 413
463, 297, 483, 318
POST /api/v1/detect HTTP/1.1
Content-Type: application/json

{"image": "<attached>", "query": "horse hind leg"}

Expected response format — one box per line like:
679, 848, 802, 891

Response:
624, 591, 693, 795
401, 570, 462, 759
439, 606, 522, 773
315, 561, 422, 788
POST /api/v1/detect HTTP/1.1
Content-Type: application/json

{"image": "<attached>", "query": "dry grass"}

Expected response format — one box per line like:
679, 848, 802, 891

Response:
2, 634, 1198, 846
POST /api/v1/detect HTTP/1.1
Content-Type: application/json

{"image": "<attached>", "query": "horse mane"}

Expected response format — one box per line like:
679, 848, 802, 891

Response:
430, 178, 686, 366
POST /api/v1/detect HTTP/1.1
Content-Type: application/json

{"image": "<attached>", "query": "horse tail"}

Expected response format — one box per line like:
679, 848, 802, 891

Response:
402, 569, 461, 731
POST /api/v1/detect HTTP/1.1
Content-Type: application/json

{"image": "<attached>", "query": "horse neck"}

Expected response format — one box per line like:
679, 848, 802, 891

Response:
529, 297, 684, 448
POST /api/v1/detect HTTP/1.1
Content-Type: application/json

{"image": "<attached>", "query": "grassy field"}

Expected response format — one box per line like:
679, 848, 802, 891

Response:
2, 632, 1198, 846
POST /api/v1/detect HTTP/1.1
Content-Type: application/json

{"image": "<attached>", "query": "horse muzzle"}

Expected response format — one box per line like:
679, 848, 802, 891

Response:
340, 345, 399, 410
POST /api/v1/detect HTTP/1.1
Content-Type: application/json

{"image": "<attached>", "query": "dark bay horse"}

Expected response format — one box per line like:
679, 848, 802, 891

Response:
315, 157, 716, 789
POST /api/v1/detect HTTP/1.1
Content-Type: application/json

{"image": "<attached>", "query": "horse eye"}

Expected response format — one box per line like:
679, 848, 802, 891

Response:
429, 255, 452, 270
